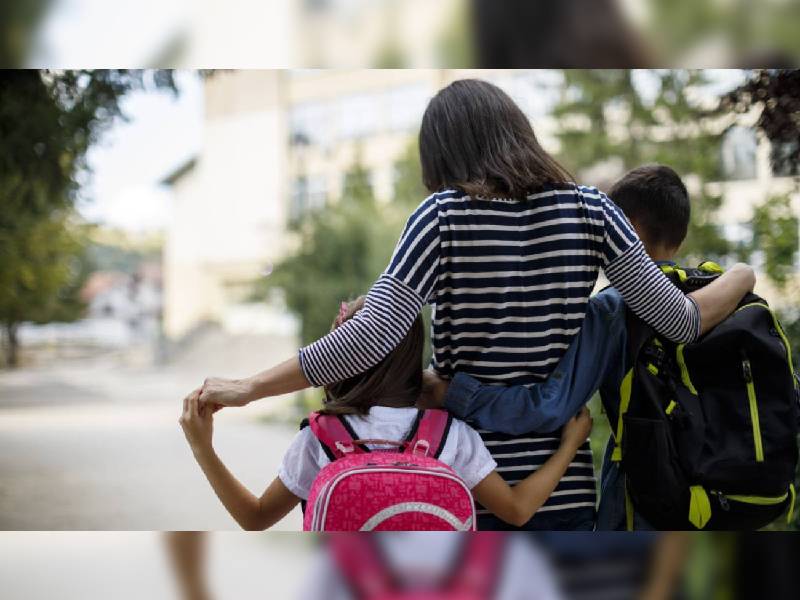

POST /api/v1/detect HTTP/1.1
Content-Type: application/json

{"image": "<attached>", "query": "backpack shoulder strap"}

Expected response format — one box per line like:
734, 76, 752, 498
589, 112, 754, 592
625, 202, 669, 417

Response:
405, 409, 452, 459
329, 536, 397, 596
308, 412, 368, 461
446, 532, 506, 596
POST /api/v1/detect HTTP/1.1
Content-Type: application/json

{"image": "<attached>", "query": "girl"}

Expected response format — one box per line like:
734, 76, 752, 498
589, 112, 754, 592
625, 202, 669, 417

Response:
198, 79, 755, 529
180, 297, 593, 530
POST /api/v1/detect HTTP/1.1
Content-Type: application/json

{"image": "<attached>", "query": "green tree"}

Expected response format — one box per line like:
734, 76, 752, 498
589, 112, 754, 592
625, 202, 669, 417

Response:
737, 195, 799, 290
391, 141, 427, 210
721, 68, 800, 291
0, 69, 176, 366
721, 69, 800, 177
259, 142, 435, 404
264, 160, 404, 348
553, 69, 731, 264
0, 0, 51, 67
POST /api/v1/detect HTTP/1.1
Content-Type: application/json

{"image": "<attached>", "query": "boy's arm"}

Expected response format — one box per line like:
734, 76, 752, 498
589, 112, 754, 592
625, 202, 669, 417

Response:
471, 408, 592, 527
180, 389, 300, 530
423, 294, 626, 435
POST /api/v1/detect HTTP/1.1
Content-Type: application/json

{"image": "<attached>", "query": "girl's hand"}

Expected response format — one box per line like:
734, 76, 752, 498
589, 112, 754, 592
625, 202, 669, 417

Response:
198, 377, 254, 408
560, 407, 592, 451
180, 387, 215, 456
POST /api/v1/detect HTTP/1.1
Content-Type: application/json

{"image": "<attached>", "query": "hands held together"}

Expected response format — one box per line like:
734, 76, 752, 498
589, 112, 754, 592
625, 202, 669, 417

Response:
182, 369, 592, 451
179, 387, 220, 456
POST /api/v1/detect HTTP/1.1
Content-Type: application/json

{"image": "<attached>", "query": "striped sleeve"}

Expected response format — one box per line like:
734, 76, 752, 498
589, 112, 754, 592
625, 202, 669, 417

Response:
298, 196, 441, 386
593, 189, 700, 343
605, 242, 701, 344
598, 191, 638, 265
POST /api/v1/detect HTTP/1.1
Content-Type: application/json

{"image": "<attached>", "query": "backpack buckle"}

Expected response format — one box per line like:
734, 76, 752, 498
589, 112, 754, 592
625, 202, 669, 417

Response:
412, 439, 431, 457
335, 441, 355, 454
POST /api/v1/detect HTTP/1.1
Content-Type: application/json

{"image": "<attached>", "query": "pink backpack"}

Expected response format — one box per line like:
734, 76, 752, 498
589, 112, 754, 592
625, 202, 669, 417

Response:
303, 409, 476, 531
328, 533, 506, 600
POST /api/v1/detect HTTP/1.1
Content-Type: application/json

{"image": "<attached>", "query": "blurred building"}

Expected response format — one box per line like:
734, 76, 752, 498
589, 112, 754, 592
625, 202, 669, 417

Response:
19, 262, 163, 357
161, 69, 799, 340
294, 0, 463, 67
160, 69, 561, 339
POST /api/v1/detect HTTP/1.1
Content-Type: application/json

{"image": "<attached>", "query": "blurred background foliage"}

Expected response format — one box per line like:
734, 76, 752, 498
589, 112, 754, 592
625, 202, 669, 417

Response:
0, 70, 175, 366
265, 69, 798, 371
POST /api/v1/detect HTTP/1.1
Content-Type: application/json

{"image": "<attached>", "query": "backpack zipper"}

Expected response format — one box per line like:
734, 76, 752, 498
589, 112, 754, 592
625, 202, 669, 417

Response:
713, 486, 797, 524
715, 490, 788, 506
735, 303, 795, 377
741, 356, 764, 462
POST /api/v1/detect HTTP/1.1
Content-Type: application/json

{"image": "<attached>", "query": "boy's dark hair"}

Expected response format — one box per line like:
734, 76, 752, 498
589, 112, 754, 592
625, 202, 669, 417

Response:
322, 296, 424, 416
419, 79, 573, 199
608, 164, 690, 250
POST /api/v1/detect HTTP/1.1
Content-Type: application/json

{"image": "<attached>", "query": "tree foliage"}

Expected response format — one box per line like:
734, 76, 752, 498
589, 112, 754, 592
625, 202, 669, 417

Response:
0, 69, 176, 366
738, 195, 799, 290
721, 69, 800, 176
259, 141, 434, 376
553, 69, 730, 264
263, 159, 408, 347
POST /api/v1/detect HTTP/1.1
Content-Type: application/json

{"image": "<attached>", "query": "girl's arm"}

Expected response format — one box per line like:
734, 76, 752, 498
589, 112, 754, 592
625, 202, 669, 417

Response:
638, 532, 690, 600
180, 389, 300, 530
471, 408, 593, 527
199, 196, 441, 409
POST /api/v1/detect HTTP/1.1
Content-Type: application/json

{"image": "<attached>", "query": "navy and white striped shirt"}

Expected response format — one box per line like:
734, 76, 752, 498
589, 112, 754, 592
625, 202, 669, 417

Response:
299, 184, 700, 527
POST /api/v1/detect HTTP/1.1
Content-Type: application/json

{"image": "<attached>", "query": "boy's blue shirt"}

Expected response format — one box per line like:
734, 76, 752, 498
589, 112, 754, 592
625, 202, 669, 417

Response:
444, 262, 677, 530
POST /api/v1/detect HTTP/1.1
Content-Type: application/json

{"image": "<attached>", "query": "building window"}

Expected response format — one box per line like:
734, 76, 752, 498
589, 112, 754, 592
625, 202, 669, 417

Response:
289, 102, 332, 147
290, 176, 327, 223
386, 84, 430, 131
338, 93, 380, 139
720, 126, 758, 180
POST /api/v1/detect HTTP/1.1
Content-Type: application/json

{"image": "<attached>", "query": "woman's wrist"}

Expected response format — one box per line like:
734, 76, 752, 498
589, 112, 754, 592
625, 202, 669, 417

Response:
240, 375, 264, 404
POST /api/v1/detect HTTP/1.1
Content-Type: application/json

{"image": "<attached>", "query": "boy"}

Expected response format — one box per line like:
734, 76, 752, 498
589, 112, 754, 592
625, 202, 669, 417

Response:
421, 164, 756, 530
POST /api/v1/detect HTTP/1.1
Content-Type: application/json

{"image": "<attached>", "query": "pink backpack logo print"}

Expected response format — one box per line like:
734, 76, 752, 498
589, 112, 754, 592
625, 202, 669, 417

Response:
303, 409, 476, 531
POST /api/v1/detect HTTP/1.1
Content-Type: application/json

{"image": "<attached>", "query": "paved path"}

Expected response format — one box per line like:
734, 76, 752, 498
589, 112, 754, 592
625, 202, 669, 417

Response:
0, 342, 306, 531
0, 532, 313, 599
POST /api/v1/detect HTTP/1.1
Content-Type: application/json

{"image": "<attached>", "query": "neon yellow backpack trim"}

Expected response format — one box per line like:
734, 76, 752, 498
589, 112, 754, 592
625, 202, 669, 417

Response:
689, 486, 712, 529
611, 368, 634, 462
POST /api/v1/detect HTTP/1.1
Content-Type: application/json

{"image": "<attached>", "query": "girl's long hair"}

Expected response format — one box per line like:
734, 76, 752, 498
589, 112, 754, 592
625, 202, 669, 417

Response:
419, 79, 573, 199
321, 296, 424, 416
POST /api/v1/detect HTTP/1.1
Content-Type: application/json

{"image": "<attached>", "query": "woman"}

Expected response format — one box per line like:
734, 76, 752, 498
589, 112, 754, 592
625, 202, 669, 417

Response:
197, 79, 754, 530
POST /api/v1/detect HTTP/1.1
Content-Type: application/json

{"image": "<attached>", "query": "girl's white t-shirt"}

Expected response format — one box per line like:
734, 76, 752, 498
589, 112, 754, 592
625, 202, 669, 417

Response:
278, 406, 497, 499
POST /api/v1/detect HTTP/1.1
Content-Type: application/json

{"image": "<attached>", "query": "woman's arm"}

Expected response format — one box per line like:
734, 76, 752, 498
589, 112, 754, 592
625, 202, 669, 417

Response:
199, 196, 441, 408
471, 408, 592, 527
688, 263, 755, 335
200, 356, 309, 408
180, 389, 300, 529
598, 190, 753, 343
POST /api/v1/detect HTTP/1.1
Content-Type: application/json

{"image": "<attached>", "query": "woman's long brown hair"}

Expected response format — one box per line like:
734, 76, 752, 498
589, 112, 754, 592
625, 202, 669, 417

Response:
321, 296, 424, 416
419, 79, 573, 199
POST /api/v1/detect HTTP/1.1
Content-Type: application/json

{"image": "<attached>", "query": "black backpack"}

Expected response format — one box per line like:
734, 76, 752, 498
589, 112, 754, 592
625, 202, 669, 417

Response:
610, 262, 799, 530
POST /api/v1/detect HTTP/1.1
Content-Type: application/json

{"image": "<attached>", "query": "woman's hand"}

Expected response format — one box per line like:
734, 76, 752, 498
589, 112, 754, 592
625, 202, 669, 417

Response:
560, 407, 593, 451
198, 377, 255, 409
180, 387, 216, 456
